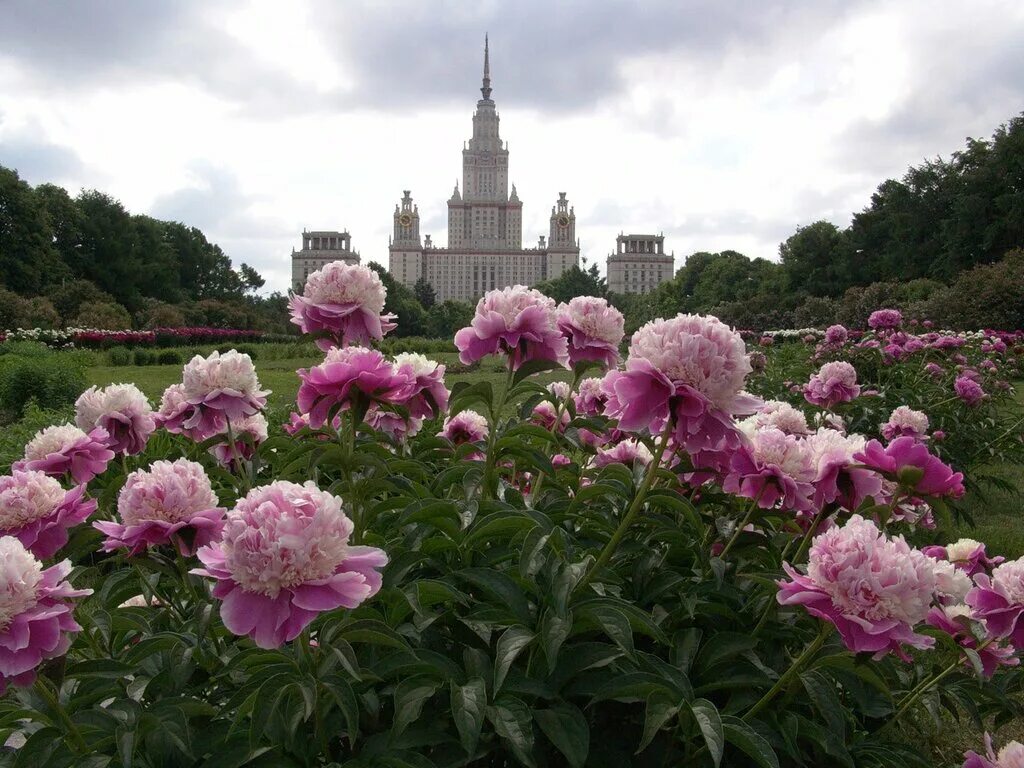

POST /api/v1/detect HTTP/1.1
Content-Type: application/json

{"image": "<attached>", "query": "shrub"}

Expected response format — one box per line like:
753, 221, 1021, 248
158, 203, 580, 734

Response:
132, 349, 153, 366
73, 300, 133, 330
157, 350, 183, 365
108, 346, 131, 366
0, 354, 86, 417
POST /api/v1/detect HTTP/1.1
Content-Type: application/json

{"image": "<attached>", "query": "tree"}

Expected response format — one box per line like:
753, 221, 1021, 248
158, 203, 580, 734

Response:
73, 301, 132, 330
238, 264, 266, 295
367, 262, 426, 337
533, 265, 606, 304
779, 221, 851, 297
413, 278, 437, 309
51, 280, 116, 326
426, 300, 474, 339
0, 168, 67, 294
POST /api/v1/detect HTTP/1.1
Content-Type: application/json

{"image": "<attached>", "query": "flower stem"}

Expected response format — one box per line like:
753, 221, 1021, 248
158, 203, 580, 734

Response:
743, 623, 831, 721
481, 365, 516, 501
34, 677, 87, 753
529, 370, 581, 504
879, 642, 990, 735
719, 490, 765, 560
791, 506, 829, 564
575, 423, 673, 594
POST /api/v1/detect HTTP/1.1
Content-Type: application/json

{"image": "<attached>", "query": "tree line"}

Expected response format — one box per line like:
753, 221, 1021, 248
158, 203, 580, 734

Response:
0, 166, 287, 331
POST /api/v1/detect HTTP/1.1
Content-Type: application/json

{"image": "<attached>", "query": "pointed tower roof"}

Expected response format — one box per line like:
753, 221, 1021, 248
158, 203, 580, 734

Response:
480, 34, 492, 101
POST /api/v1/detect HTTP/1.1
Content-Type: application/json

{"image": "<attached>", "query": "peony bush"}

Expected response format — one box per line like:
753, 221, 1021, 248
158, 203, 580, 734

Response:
0, 276, 1021, 766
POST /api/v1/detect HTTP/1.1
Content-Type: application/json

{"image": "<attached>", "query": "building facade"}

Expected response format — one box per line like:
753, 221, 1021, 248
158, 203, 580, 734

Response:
388, 38, 580, 303
291, 230, 360, 290
607, 234, 675, 294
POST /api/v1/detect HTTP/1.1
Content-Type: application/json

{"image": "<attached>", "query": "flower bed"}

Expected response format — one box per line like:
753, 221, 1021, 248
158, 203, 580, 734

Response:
0, 326, 266, 349
0, 265, 1022, 766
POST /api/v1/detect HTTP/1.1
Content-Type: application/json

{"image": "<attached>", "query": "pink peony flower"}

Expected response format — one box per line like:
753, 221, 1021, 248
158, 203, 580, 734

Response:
297, 346, 409, 428
283, 411, 339, 437
0, 471, 95, 559
824, 324, 848, 345
966, 559, 1024, 648
803, 361, 861, 408
574, 377, 607, 416
955, 375, 986, 406
924, 362, 944, 378
15, 424, 114, 484
880, 406, 929, 442
603, 314, 757, 452
210, 413, 269, 467
193, 481, 387, 649
854, 437, 964, 499
868, 308, 902, 330
724, 428, 815, 510
739, 400, 810, 436
155, 383, 207, 441
75, 383, 156, 455
748, 351, 767, 373
927, 605, 1018, 678
454, 286, 569, 370
441, 409, 489, 444
393, 353, 449, 419
963, 734, 1024, 768
94, 459, 225, 556
777, 515, 937, 659
0, 537, 91, 693
289, 261, 397, 350
179, 351, 269, 437
803, 429, 882, 512
556, 296, 625, 369
592, 439, 654, 468
365, 408, 422, 441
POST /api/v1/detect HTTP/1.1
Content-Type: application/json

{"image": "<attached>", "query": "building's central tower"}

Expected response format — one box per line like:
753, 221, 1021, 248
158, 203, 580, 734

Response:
447, 36, 522, 251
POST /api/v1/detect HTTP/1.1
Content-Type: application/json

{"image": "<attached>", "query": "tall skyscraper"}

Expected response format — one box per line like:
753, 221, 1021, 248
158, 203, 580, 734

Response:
388, 37, 580, 303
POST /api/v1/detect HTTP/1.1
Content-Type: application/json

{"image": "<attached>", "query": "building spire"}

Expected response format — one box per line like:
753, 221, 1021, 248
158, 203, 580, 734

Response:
480, 34, 492, 100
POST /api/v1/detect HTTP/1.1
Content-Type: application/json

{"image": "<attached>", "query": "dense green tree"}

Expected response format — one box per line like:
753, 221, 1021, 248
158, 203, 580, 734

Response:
425, 300, 474, 340
779, 221, 851, 297
367, 262, 427, 337
0, 168, 67, 294
413, 278, 437, 309
533, 264, 606, 304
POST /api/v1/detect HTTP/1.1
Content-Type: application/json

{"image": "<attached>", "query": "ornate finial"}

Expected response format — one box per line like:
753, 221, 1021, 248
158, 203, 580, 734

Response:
481, 34, 492, 100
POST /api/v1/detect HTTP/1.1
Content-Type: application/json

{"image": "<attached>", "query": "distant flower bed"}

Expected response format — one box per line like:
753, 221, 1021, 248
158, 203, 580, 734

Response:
0, 327, 265, 349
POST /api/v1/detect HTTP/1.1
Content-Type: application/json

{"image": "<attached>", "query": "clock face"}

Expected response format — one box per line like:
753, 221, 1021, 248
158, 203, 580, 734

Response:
557, 214, 570, 228
399, 213, 413, 227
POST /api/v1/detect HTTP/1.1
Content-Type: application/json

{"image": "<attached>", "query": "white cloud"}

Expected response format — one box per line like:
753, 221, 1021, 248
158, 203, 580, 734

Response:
1, 0, 1022, 294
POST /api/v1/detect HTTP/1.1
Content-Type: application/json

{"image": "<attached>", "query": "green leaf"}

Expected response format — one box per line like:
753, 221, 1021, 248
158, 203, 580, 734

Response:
534, 701, 589, 768
323, 675, 361, 747
637, 692, 679, 754
457, 568, 532, 624
488, 697, 536, 767
451, 677, 487, 756
540, 611, 572, 668
687, 699, 724, 766
494, 626, 535, 692
512, 358, 564, 385
338, 619, 410, 650
392, 677, 439, 736
584, 605, 634, 657
722, 716, 779, 768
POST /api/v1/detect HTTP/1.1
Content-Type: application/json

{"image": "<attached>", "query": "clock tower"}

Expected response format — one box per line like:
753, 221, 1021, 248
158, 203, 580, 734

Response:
546, 192, 578, 280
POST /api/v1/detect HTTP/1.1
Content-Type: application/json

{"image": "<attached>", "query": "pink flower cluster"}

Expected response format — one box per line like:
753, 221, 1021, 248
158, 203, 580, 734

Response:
0, 471, 95, 558
556, 296, 624, 370
777, 515, 938, 659
193, 481, 387, 648
15, 424, 114, 484
803, 361, 861, 408
95, 459, 225, 556
75, 383, 155, 456
880, 405, 929, 441
455, 286, 569, 371
603, 314, 757, 453
964, 735, 1024, 768
297, 347, 447, 432
0, 537, 91, 693
289, 262, 397, 350
867, 308, 903, 330
854, 437, 964, 499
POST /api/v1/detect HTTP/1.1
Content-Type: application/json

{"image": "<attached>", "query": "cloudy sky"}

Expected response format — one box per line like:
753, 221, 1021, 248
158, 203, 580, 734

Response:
2, 0, 1022, 293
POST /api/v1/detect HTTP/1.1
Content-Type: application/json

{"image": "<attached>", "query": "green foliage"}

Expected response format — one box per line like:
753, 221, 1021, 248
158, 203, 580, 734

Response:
414, 277, 437, 309
73, 300, 133, 330
133, 349, 153, 367
534, 264, 606, 303
157, 350, 184, 366
0, 349, 86, 419
107, 347, 132, 366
